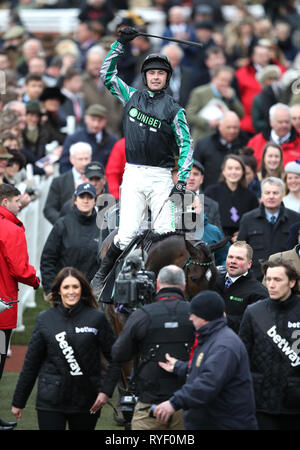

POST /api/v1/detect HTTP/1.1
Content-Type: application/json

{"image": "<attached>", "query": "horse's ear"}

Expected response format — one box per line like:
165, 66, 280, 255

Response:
184, 238, 199, 257
209, 236, 231, 254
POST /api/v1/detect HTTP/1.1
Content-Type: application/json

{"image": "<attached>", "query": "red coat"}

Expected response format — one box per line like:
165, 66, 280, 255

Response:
105, 138, 126, 200
0, 205, 39, 329
236, 62, 286, 134
247, 129, 300, 168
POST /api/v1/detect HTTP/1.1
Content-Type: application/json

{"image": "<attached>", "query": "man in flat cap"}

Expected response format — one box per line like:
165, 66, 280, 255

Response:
59, 103, 117, 173
154, 291, 258, 430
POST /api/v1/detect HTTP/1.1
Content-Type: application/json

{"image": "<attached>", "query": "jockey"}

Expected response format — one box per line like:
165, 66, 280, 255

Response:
92, 27, 194, 296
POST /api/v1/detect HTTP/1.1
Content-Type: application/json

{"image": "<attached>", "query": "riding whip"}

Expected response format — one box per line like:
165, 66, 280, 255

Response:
137, 31, 203, 48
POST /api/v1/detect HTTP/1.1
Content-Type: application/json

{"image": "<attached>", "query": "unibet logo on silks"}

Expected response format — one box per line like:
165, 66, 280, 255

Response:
129, 107, 162, 129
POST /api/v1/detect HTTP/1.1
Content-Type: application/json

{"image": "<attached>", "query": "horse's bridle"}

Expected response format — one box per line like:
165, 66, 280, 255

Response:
182, 241, 215, 297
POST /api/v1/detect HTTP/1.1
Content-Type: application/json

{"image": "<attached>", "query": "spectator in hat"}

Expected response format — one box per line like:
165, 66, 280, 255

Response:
39, 86, 67, 148
43, 142, 92, 224
59, 103, 117, 174
192, 20, 217, 70
154, 290, 258, 430
21, 101, 53, 176
283, 160, 300, 213
40, 182, 100, 296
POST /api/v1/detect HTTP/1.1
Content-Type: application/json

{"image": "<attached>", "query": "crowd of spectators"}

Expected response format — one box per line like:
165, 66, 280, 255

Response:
1, 0, 300, 431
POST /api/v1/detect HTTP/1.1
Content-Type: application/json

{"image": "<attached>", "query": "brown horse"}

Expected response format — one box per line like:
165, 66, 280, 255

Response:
98, 229, 229, 424
98, 229, 228, 302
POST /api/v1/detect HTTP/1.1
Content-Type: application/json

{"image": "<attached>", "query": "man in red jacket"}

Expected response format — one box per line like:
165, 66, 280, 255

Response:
247, 103, 300, 167
0, 184, 39, 430
236, 43, 284, 135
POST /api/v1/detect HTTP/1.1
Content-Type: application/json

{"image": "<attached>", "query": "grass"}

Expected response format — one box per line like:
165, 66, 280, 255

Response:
0, 289, 124, 431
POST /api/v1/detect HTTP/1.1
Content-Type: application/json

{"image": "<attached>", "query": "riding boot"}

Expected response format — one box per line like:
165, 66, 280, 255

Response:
91, 242, 123, 295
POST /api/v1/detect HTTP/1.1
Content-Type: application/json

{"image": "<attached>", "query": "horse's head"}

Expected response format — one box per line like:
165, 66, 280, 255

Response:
183, 239, 219, 298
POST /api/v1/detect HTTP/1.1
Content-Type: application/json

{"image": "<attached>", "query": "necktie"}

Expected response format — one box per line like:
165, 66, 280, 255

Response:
73, 98, 81, 123
188, 332, 200, 369
225, 277, 233, 289
270, 215, 276, 225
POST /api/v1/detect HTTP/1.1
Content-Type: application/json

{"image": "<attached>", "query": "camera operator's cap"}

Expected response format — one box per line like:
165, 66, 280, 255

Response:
85, 161, 105, 179
193, 160, 205, 174
190, 291, 225, 321
284, 160, 300, 175
85, 104, 108, 118
74, 182, 97, 198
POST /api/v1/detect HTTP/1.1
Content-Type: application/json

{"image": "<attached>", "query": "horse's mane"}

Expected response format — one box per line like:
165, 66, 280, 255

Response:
142, 230, 185, 244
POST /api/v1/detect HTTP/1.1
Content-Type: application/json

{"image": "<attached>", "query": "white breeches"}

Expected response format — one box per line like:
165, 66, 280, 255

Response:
114, 163, 175, 250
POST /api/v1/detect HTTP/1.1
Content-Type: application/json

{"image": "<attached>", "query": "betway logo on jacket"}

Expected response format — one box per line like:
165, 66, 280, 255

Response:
55, 331, 83, 376
267, 325, 300, 367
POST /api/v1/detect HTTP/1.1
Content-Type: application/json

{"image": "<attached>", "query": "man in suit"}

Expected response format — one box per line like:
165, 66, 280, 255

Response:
193, 111, 249, 189
59, 68, 85, 131
43, 142, 92, 224
214, 241, 268, 333
186, 160, 222, 229
186, 65, 244, 142
237, 177, 300, 280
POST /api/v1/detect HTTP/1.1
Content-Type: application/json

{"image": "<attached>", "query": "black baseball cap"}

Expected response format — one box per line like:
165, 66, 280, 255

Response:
193, 160, 205, 174
85, 161, 105, 179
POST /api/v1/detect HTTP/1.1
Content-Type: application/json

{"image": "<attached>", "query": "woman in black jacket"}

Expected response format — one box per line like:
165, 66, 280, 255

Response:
11, 267, 120, 430
204, 154, 259, 240
40, 182, 100, 295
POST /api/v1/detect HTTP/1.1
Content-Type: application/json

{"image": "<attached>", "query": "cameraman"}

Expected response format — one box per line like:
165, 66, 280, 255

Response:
112, 265, 195, 430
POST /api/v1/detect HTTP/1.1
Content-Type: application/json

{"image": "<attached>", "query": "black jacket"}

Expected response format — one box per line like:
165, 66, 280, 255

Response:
214, 271, 268, 333
193, 129, 249, 189
12, 301, 120, 413
237, 203, 300, 279
112, 288, 195, 404
205, 182, 259, 237
40, 206, 99, 294
239, 295, 300, 415
43, 170, 75, 224
170, 317, 257, 430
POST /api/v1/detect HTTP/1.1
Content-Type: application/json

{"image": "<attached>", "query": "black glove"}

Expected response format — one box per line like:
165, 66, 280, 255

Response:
117, 27, 139, 45
169, 181, 186, 198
